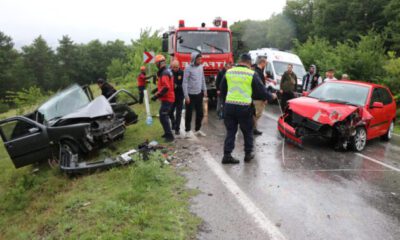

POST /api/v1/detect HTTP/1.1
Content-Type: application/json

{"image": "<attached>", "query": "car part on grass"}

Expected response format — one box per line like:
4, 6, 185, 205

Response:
60, 141, 162, 174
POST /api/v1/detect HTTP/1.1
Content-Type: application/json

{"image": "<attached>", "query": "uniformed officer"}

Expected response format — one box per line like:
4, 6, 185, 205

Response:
220, 53, 275, 164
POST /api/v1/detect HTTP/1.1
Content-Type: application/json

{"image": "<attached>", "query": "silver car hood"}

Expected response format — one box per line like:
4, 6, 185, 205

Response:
61, 96, 113, 120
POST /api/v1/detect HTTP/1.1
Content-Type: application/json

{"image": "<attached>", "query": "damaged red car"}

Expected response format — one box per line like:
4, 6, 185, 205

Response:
278, 80, 396, 151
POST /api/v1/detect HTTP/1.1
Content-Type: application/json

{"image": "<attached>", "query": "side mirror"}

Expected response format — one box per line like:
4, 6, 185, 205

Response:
28, 127, 39, 134
371, 102, 383, 108
302, 91, 309, 97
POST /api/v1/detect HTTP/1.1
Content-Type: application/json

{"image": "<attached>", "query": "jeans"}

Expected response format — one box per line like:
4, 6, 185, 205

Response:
138, 86, 145, 104
169, 95, 184, 132
280, 91, 295, 111
223, 104, 254, 155
159, 101, 173, 138
185, 93, 204, 132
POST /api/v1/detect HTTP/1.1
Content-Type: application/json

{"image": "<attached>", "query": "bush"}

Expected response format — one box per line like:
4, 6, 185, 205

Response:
5, 86, 48, 114
0, 102, 9, 113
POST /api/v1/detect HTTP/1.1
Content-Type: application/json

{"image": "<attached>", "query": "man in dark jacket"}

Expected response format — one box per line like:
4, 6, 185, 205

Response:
220, 53, 275, 164
216, 62, 233, 119
302, 64, 321, 92
97, 78, 117, 102
169, 60, 185, 135
151, 54, 175, 142
279, 64, 297, 111
253, 56, 268, 135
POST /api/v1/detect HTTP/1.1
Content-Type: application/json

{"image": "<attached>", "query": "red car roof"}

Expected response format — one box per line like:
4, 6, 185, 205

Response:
333, 80, 386, 89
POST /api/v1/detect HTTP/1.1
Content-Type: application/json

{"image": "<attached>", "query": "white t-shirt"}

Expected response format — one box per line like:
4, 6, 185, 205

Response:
323, 77, 338, 83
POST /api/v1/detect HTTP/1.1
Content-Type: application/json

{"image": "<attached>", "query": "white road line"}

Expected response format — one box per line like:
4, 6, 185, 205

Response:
263, 112, 279, 121
201, 149, 287, 240
355, 153, 400, 172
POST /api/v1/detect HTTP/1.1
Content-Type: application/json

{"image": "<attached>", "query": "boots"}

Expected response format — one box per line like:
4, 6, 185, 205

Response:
222, 154, 240, 164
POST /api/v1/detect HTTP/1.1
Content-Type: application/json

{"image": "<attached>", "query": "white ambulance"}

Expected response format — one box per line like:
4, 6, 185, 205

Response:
249, 48, 306, 92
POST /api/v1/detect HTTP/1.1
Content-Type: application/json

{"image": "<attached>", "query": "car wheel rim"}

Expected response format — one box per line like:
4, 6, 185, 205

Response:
355, 128, 366, 151
388, 122, 394, 139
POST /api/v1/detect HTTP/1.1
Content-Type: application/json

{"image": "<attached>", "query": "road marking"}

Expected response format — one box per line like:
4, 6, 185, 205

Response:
263, 112, 279, 121
355, 153, 400, 172
201, 149, 287, 240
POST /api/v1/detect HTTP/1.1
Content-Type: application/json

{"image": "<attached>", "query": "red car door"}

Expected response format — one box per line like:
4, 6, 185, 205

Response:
377, 87, 396, 135
367, 88, 386, 139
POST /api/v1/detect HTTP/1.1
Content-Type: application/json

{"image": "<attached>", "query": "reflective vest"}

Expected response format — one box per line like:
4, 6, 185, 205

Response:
225, 66, 253, 105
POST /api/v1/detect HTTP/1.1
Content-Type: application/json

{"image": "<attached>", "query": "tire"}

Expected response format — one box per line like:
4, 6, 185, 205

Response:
381, 121, 394, 141
349, 127, 367, 152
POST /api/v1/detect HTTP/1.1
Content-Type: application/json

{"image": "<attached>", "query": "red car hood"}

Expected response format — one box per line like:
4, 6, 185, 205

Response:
288, 97, 359, 125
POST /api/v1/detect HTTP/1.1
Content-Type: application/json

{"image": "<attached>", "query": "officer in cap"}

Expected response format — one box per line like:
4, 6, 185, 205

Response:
219, 53, 275, 164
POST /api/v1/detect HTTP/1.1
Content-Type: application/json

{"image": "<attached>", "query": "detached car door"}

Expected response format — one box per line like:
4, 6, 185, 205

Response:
0, 117, 51, 168
108, 89, 139, 125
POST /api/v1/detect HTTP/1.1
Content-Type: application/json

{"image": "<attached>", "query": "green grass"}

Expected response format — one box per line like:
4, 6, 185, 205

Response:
0, 82, 200, 239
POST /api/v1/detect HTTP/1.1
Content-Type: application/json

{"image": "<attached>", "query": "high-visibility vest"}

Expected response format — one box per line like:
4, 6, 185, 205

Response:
225, 66, 253, 105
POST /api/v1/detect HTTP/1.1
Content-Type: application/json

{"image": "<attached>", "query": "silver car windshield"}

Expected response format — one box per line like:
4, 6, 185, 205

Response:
38, 84, 90, 121
308, 82, 370, 106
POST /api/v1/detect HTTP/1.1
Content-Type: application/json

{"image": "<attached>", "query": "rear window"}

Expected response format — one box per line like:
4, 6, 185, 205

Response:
378, 88, 393, 105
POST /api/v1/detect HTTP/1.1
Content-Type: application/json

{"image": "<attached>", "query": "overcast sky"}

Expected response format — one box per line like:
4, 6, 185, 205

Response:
0, 0, 286, 48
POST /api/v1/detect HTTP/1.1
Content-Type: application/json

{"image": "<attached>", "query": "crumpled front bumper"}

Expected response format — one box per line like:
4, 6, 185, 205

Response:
278, 116, 303, 146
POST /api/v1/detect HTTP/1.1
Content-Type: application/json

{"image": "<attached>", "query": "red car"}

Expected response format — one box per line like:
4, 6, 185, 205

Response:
278, 80, 397, 151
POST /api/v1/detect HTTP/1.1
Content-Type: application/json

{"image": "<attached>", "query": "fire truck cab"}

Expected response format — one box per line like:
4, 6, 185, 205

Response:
162, 18, 234, 104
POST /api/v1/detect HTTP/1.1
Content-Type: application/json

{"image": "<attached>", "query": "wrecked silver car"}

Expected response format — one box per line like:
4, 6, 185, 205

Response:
0, 84, 139, 173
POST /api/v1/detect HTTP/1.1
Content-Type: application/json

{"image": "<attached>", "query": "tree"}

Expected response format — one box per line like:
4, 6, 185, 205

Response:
384, 0, 400, 52
312, 0, 389, 43
56, 35, 80, 88
284, 0, 315, 43
266, 14, 296, 50
0, 31, 19, 98
22, 36, 56, 90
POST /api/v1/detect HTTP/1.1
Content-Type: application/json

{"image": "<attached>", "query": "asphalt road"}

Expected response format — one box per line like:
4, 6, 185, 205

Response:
181, 105, 400, 240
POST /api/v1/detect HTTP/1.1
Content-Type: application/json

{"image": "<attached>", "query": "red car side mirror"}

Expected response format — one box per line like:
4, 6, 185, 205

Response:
371, 102, 384, 108
302, 91, 309, 97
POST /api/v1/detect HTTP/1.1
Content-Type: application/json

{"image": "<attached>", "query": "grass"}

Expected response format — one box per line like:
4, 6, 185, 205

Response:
0, 82, 200, 239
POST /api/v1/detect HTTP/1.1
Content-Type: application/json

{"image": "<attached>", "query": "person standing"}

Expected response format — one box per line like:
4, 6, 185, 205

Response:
253, 56, 268, 136
324, 69, 338, 82
302, 64, 321, 92
169, 60, 185, 135
279, 64, 298, 111
341, 74, 350, 80
216, 62, 233, 119
220, 53, 275, 164
151, 54, 175, 142
137, 66, 154, 104
97, 78, 117, 102
182, 52, 207, 138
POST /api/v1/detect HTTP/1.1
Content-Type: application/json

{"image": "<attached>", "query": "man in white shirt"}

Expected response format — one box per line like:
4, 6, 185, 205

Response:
323, 69, 338, 82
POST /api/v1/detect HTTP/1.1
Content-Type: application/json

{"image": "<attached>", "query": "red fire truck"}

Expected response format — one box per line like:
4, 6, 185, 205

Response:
162, 18, 234, 104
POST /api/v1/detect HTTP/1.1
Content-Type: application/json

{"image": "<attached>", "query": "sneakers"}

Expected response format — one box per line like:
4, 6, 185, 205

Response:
164, 135, 175, 142
195, 130, 207, 137
244, 152, 255, 163
253, 129, 263, 136
184, 131, 194, 139
221, 154, 240, 164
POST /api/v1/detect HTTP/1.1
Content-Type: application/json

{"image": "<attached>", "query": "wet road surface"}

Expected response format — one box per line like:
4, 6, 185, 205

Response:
182, 105, 400, 240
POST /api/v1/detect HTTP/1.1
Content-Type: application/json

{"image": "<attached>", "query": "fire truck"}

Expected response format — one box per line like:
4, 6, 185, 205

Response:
162, 18, 234, 104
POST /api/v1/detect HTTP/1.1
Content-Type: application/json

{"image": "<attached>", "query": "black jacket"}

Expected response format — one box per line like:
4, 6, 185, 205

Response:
220, 65, 273, 103
302, 73, 320, 91
254, 66, 265, 86
216, 68, 227, 91
172, 68, 184, 98
101, 82, 117, 100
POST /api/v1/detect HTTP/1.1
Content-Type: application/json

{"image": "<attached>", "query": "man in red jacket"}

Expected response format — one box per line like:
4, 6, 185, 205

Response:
137, 66, 154, 104
151, 54, 175, 142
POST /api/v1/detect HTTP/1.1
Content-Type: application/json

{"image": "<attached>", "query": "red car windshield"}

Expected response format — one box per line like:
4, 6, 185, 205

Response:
308, 82, 370, 106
